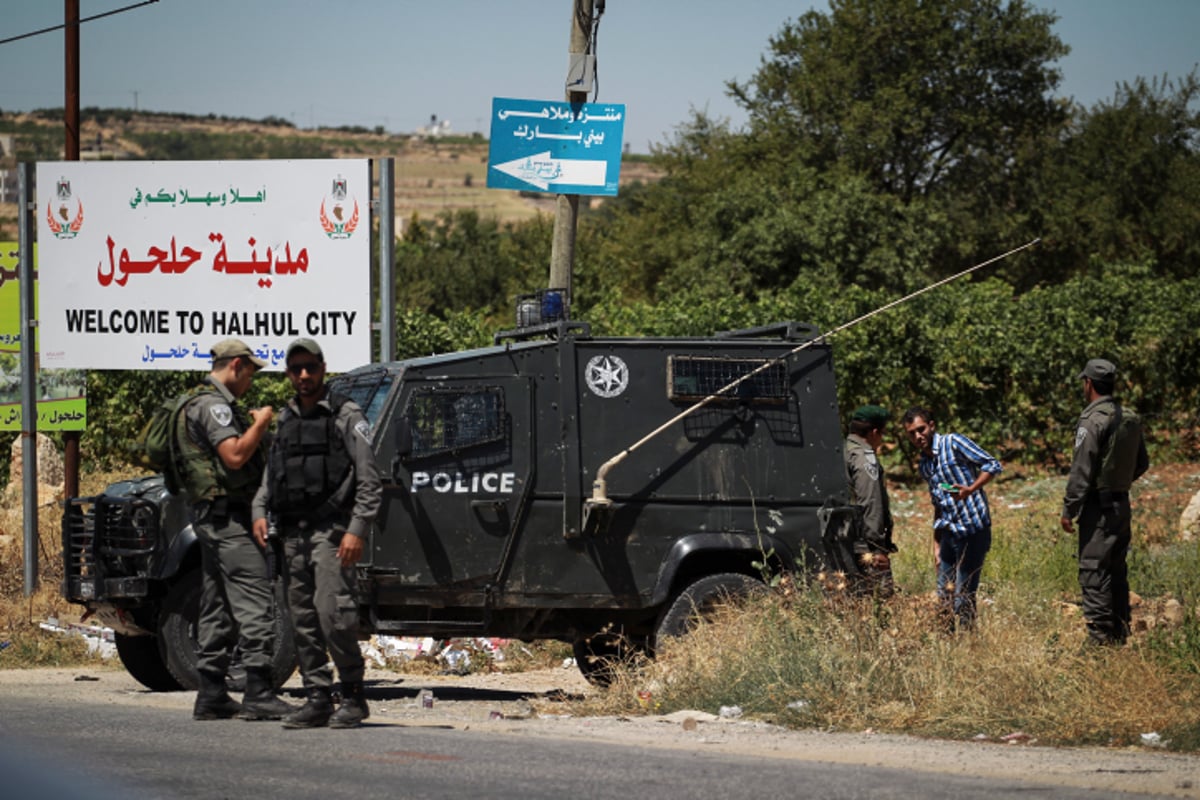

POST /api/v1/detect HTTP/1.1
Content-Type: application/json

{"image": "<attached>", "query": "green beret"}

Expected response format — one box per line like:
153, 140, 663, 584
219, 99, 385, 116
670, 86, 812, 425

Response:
851, 404, 890, 427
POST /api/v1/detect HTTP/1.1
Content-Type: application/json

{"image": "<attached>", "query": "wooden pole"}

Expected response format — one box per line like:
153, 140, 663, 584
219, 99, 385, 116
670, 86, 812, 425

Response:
63, 0, 82, 500
548, 0, 594, 300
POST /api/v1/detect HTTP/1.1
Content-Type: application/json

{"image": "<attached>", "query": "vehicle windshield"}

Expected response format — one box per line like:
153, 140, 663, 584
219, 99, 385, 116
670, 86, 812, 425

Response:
328, 369, 396, 428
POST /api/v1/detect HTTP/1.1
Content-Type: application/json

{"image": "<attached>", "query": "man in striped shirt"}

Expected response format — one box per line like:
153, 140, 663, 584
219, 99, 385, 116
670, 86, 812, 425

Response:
902, 407, 1003, 631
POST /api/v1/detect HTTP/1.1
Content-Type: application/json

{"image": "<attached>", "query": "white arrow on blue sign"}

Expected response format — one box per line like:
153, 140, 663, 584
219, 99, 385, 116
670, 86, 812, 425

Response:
487, 97, 625, 196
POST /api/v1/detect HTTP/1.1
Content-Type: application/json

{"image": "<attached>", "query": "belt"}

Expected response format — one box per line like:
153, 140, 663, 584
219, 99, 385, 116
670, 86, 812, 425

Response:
198, 497, 252, 518
1092, 489, 1129, 502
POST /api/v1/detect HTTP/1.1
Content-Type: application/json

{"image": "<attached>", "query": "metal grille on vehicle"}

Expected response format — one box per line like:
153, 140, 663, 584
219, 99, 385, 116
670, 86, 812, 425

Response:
62, 497, 97, 581
667, 356, 789, 404
62, 496, 160, 601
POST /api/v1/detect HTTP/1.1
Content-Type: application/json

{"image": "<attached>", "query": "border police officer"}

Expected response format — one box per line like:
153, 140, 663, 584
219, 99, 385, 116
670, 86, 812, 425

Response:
253, 338, 382, 729
1060, 358, 1149, 645
180, 338, 295, 721
844, 404, 897, 596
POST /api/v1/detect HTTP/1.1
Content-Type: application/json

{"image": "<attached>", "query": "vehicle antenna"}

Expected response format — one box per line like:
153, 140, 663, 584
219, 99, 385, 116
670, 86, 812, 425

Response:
583, 238, 1041, 522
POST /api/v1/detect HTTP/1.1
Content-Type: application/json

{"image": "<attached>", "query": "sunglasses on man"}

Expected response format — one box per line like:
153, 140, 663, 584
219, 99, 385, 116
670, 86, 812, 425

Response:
286, 361, 323, 376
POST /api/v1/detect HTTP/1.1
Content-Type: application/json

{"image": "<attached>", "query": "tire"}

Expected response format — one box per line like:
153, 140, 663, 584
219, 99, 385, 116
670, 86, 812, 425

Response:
113, 632, 184, 692
572, 630, 647, 688
157, 567, 298, 692
654, 573, 764, 649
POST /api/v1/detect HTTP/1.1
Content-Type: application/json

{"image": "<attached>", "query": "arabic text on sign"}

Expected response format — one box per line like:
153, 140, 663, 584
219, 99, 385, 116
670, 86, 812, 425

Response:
97, 234, 310, 287
129, 186, 266, 209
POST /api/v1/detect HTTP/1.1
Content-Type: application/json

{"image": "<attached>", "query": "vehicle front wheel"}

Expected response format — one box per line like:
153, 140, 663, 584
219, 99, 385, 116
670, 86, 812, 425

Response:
653, 573, 764, 650
113, 632, 183, 692
157, 567, 297, 692
572, 630, 648, 688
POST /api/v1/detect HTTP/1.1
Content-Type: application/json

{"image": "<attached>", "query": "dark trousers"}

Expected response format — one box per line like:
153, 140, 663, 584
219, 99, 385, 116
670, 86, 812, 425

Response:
937, 527, 991, 630
194, 502, 276, 675
1078, 491, 1132, 644
283, 523, 365, 691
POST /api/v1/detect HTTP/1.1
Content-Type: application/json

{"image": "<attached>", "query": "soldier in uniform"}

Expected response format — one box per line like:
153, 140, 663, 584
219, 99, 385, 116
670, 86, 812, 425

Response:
844, 404, 896, 596
178, 338, 295, 721
253, 338, 382, 729
1060, 358, 1149, 646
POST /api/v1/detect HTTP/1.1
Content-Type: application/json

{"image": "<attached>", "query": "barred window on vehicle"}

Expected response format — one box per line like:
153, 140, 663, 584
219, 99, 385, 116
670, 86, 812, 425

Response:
404, 386, 506, 458
667, 356, 789, 404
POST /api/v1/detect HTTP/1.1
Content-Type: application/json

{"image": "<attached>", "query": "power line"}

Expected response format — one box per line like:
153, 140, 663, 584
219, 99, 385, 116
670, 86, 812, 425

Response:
0, 0, 159, 46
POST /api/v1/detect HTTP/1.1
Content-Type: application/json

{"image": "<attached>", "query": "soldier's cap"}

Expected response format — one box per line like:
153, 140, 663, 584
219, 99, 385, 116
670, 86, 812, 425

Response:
851, 404, 890, 427
210, 338, 266, 369
1077, 358, 1117, 383
286, 337, 324, 361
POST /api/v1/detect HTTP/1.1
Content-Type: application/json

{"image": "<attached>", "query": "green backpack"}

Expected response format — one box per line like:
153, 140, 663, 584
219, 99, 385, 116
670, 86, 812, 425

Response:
131, 389, 202, 494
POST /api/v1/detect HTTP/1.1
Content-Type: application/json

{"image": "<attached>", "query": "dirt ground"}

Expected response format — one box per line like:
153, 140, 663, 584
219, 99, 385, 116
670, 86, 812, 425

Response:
2, 664, 1198, 798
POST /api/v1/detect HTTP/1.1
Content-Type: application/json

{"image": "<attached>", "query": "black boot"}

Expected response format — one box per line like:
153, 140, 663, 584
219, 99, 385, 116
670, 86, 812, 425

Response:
281, 688, 334, 729
328, 681, 369, 729
238, 668, 296, 721
193, 670, 241, 720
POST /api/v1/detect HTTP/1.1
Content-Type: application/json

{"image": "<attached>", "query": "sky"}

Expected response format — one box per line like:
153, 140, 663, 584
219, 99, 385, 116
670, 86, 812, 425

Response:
1, 0, 1197, 154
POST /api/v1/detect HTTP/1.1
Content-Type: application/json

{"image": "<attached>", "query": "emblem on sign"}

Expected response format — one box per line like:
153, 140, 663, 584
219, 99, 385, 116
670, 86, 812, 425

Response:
319, 175, 359, 240
585, 355, 629, 398
46, 177, 84, 240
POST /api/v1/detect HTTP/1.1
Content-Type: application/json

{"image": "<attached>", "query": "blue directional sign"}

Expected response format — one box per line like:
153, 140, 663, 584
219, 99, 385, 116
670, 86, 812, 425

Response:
487, 97, 625, 197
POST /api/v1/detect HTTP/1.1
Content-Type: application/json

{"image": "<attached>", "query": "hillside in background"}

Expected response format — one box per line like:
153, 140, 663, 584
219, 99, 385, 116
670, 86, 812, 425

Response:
0, 109, 662, 240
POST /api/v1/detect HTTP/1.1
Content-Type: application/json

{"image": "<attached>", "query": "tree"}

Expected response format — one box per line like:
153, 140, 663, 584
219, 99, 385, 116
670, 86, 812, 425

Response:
1037, 71, 1200, 279
730, 0, 1069, 203
394, 209, 551, 319
580, 1, 1066, 300
579, 110, 948, 300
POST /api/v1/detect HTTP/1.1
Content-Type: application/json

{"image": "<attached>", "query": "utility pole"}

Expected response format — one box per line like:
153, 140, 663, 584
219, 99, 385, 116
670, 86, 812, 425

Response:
548, 0, 594, 299
24, 0, 82, 595
65, 0, 80, 161
62, 0, 81, 504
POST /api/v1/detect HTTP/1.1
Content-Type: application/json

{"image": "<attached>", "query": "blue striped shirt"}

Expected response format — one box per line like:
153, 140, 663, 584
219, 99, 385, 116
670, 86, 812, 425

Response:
918, 432, 1003, 538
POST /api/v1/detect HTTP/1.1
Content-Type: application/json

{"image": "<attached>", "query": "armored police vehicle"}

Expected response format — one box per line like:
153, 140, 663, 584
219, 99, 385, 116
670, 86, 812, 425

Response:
62, 317, 868, 689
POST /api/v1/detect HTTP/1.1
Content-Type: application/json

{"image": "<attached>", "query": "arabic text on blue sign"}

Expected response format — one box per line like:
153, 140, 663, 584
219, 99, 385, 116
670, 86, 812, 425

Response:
487, 97, 625, 197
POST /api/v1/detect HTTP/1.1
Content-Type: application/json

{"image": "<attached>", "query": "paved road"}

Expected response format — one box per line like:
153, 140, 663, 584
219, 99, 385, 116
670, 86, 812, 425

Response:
0, 672, 1187, 800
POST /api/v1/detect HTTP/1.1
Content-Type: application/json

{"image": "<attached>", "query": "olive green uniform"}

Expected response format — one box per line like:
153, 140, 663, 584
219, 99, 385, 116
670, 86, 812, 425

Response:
844, 432, 896, 594
253, 392, 381, 692
1062, 396, 1149, 644
179, 376, 274, 676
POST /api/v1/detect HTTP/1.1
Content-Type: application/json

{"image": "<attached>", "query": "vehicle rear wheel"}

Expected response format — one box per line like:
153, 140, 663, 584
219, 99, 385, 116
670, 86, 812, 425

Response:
113, 632, 183, 692
572, 630, 647, 688
654, 573, 764, 650
157, 567, 297, 692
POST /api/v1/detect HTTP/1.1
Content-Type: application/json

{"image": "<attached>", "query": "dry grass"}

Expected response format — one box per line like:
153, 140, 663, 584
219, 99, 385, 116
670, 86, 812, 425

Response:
564, 463, 1200, 751
0, 469, 134, 668
571, 587, 1200, 749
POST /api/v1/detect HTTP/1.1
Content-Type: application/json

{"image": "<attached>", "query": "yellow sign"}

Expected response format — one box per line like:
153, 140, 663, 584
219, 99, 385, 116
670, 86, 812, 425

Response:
0, 242, 86, 431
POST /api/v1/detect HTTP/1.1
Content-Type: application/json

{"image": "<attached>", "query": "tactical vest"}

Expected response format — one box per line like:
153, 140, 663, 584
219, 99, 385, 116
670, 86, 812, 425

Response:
1096, 399, 1143, 491
175, 385, 267, 503
267, 393, 353, 520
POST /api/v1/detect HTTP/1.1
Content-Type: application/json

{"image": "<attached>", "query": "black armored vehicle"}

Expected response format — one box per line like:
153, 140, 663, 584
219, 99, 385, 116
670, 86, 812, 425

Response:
63, 318, 869, 688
